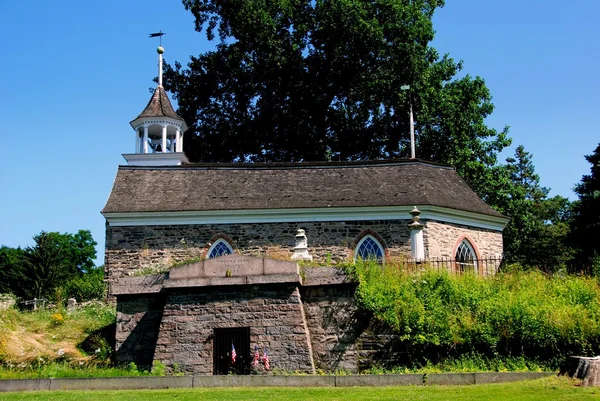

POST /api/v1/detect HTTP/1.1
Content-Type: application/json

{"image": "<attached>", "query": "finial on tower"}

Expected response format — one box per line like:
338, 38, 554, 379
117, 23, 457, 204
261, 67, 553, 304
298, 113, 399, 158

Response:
124, 31, 188, 166
150, 31, 166, 86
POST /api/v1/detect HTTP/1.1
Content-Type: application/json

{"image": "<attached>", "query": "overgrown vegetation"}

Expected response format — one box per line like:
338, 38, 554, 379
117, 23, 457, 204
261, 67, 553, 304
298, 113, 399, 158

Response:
347, 261, 600, 370
0, 302, 116, 373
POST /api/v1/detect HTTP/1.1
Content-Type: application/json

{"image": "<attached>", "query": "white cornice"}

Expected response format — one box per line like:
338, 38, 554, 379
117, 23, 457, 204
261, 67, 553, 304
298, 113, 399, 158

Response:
122, 153, 189, 166
103, 205, 509, 231
130, 117, 186, 131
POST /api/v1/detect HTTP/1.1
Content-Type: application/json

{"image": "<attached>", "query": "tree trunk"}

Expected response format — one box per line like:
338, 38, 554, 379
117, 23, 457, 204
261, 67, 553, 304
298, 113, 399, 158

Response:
562, 356, 600, 386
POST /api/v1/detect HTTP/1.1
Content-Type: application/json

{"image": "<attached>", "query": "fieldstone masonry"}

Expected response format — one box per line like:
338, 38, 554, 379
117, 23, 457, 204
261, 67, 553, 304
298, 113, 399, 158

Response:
424, 220, 503, 259
105, 220, 413, 284
113, 262, 423, 374
114, 255, 316, 374
109, 219, 505, 373
106, 219, 503, 285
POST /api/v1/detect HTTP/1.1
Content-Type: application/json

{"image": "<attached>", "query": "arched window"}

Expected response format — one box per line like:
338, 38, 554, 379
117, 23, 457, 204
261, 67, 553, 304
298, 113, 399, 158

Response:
455, 239, 478, 273
207, 239, 233, 259
354, 235, 385, 263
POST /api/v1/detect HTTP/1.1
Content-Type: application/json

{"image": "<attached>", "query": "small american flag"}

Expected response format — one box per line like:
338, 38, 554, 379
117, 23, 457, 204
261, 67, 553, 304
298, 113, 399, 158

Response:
231, 343, 237, 364
262, 347, 270, 371
252, 345, 259, 367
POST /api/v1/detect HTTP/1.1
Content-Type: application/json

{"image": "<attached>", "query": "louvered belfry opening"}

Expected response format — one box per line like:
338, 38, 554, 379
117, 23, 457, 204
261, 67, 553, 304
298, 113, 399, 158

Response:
213, 327, 250, 375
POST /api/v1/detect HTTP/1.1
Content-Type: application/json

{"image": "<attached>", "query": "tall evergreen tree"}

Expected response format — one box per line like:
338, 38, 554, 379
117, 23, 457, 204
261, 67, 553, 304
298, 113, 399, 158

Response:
498, 146, 573, 269
571, 143, 600, 264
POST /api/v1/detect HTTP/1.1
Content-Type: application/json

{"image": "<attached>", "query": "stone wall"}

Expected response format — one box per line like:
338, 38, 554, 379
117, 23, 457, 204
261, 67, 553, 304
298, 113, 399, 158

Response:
301, 284, 410, 372
423, 220, 503, 259
105, 220, 412, 283
115, 282, 411, 374
149, 284, 314, 375
115, 294, 165, 369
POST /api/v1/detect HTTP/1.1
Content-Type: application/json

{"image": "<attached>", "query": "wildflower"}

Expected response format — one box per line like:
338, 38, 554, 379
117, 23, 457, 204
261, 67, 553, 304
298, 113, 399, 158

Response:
50, 313, 64, 325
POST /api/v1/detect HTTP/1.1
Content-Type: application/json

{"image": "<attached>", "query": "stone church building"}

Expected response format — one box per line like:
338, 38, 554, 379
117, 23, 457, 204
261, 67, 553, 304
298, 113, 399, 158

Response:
102, 46, 508, 375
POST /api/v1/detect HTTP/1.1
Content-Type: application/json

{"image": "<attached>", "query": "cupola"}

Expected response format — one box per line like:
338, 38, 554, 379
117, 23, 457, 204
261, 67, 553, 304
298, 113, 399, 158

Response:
123, 44, 188, 166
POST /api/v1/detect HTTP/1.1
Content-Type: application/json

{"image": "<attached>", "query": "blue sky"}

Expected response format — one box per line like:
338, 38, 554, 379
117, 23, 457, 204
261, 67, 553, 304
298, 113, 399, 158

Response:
1, 1, 598, 265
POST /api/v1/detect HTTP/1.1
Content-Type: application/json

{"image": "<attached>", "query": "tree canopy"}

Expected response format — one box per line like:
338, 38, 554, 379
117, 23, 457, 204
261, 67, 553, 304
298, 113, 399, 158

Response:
0, 230, 100, 301
164, 0, 510, 198
494, 146, 573, 270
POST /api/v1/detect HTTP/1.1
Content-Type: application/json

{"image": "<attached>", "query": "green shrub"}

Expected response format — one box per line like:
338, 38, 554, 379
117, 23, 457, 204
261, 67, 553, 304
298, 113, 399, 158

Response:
349, 261, 600, 369
62, 266, 106, 301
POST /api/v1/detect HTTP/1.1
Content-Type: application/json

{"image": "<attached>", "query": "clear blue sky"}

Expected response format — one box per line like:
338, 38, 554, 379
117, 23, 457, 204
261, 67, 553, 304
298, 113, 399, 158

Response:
1, 1, 598, 265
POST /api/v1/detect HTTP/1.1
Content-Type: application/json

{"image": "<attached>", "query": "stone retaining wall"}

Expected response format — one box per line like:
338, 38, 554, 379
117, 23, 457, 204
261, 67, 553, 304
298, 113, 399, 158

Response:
116, 280, 418, 374
0, 373, 556, 392
124, 284, 316, 375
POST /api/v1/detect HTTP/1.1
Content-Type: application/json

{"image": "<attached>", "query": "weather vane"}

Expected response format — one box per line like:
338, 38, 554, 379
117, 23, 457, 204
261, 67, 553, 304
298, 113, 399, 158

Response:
149, 30, 166, 46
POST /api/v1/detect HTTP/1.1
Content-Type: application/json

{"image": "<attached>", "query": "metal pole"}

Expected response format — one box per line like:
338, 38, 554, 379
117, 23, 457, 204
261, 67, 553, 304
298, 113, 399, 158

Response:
409, 97, 415, 159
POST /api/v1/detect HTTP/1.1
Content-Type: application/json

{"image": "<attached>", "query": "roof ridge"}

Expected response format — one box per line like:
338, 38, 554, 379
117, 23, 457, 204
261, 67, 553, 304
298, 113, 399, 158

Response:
118, 159, 455, 171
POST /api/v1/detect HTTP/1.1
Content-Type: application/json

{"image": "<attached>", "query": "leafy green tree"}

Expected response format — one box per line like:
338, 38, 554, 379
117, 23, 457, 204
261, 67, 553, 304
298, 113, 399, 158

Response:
164, 0, 511, 201
63, 265, 106, 301
6, 230, 97, 300
571, 143, 600, 265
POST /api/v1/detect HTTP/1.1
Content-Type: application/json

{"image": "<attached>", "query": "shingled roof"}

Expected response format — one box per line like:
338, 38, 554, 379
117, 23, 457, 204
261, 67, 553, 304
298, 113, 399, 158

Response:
131, 85, 183, 122
102, 160, 505, 218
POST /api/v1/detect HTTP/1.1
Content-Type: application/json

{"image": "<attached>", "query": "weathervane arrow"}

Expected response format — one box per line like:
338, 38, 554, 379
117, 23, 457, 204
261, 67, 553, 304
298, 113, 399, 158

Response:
149, 30, 166, 45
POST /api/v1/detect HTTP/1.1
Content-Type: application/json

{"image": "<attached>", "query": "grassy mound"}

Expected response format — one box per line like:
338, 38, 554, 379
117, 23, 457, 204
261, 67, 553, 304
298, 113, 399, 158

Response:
0, 301, 116, 372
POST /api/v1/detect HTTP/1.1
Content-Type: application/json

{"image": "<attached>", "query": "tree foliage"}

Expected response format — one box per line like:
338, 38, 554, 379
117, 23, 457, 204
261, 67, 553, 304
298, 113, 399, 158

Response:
0, 230, 99, 301
164, 0, 510, 198
494, 146, 573, 270
571, 143, 600, 264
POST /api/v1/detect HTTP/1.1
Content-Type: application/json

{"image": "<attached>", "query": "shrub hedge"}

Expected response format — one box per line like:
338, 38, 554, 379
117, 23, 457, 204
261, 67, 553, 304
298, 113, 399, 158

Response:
348, 262, 600, 369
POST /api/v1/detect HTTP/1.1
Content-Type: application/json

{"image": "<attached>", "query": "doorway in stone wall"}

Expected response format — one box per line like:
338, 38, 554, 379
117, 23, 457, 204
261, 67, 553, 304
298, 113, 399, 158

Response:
213, 327, 250, 375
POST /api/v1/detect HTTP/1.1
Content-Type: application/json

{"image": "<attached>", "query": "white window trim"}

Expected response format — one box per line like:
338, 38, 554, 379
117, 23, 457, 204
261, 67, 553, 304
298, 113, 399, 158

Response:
354, 235, 385, 263
206, 238, 234, 259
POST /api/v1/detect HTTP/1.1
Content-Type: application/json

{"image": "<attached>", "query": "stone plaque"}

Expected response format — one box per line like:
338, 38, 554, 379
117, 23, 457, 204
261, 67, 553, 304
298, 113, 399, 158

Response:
204, 255, 264, 277
169, 261, 204, 280
168, 255, 300, 282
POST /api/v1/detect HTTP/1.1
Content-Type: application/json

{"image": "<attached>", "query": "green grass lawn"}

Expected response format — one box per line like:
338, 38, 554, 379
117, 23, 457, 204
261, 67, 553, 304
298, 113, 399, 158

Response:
0, 377, 599, 401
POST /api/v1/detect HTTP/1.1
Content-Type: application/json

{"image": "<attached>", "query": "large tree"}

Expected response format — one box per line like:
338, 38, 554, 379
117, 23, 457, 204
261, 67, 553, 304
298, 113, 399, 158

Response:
2, 230, 97, 300
571, 143, 600, 265
164, 0, 510, 198
495, 146, 573, 270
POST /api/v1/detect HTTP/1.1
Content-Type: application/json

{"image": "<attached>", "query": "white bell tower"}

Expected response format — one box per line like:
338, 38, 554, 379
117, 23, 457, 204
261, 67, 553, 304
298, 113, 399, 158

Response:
123, 44, 188, 166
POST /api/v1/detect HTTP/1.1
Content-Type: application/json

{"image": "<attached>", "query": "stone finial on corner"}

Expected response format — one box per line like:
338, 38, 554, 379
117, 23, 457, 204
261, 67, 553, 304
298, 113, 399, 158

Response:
291, 229, 313, 261
408, 207, 425, 261
408, 206, 423, 230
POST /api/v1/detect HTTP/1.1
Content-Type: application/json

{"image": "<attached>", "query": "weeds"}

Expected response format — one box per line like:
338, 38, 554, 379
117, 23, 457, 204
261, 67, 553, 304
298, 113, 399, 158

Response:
348, 261, 600, 370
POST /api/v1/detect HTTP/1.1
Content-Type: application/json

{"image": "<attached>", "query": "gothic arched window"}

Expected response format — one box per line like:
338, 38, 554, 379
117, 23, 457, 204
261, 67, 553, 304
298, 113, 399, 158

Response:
455, 239, 478, 273
354, 235, 385, 263
207, 238, 233, 259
